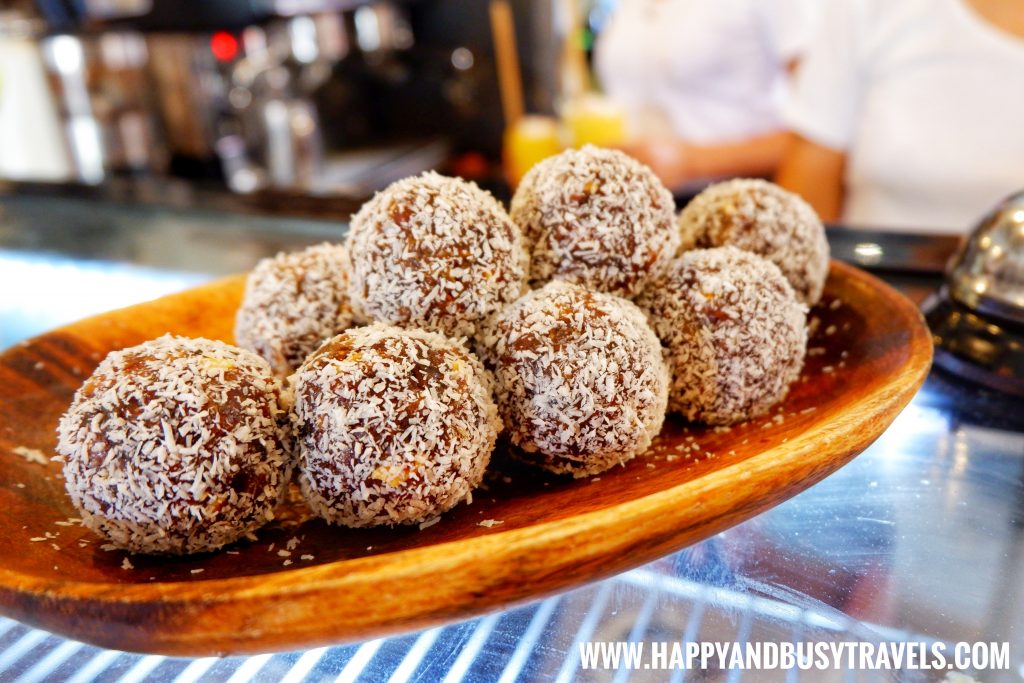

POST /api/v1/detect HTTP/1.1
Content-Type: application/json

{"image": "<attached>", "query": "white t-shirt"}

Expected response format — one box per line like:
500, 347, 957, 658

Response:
594, 0, 817, 143
785, 0, 1024, 233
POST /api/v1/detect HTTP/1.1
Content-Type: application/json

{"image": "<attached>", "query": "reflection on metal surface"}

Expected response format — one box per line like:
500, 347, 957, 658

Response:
853, 242, 884, 266
924, 293, 1024, 396
0, 566, 950, 682
0, 251, 208, 349
824, 227, 960, 275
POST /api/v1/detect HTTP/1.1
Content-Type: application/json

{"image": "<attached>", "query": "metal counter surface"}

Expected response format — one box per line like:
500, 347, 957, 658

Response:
1, 193, 1022, 682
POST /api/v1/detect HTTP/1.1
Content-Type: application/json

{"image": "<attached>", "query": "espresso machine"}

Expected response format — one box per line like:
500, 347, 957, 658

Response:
20, 0, 552, 195
29, 0, 421, 193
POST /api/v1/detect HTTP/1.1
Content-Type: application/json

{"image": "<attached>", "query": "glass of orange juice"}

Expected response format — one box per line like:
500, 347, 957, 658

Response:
503, 115, 562, 187
561, 93, 627, 149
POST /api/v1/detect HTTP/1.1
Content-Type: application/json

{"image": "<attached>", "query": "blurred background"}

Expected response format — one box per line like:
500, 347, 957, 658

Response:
1, 0, 1021, 232
0, 0, 570, 198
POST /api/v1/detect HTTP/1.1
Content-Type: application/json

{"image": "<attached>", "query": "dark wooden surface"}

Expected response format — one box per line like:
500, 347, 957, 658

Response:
0, 261, 932, 655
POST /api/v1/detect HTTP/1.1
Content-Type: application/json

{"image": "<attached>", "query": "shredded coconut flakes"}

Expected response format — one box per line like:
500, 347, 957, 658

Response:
12, 446, 49, 465
292, 323, 501, 527
636, 246, 807, 425
677, 178, 829, 305
482, 280, 669, 477
346, 172, 528, 340
55, 335, 293, 555
235, 242, 355, 375
511, 145, 678, 298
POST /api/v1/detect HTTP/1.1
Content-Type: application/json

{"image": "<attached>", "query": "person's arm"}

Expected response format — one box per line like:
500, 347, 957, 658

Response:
775, 132, 846, 222
622, 131, 791, 190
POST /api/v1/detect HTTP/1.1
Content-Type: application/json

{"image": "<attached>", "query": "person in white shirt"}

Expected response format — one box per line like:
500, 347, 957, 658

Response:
778, 0, 1024, 233
593, 0, 819, 189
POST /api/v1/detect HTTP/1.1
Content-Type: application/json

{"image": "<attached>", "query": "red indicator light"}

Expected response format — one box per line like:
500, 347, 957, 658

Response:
210, 31, 239, 62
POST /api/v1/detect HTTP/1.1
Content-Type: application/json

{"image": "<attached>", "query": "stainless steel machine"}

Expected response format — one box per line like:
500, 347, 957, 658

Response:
12, 0, 555, 195
925, 191, 1024, 396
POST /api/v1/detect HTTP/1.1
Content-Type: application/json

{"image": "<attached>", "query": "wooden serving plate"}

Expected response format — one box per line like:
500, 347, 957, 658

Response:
0, 261, 931, 656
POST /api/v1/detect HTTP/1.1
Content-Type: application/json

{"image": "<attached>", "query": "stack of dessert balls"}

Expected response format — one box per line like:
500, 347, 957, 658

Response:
56, 147, 828, 555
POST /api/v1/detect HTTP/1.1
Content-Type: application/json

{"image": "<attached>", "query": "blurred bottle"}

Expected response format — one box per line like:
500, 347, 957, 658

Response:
561, 92, 627, 149
0, 11, 73, 181
503, 114, 561, 186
